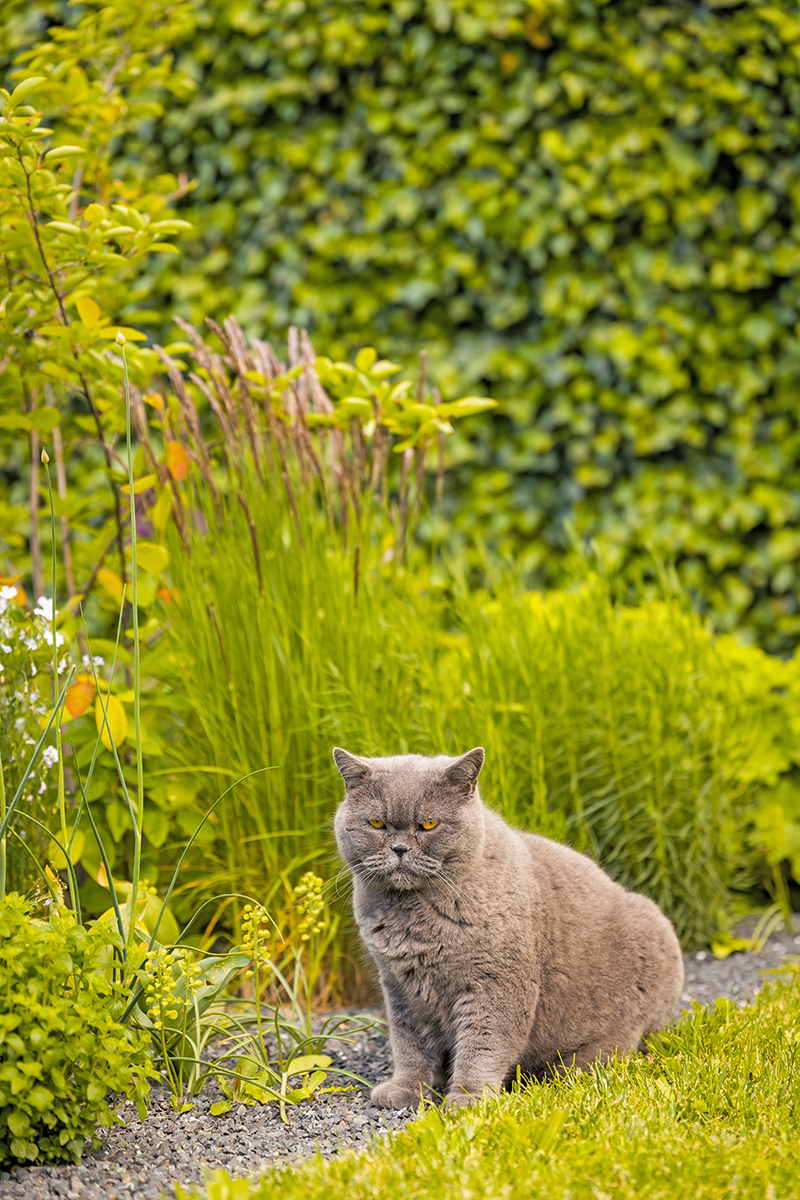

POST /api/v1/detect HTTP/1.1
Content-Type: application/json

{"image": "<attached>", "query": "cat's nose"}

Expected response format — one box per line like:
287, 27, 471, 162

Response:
391, 842, 410, 857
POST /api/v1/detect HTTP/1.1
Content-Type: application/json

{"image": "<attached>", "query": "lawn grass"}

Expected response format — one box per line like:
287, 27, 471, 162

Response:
179, 970, 800, 1200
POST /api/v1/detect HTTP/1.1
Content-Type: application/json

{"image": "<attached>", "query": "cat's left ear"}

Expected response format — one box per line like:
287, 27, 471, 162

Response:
443, 747, 485, 796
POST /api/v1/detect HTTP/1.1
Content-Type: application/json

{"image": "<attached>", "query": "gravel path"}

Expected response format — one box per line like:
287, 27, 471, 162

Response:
3, 919, 799, 1200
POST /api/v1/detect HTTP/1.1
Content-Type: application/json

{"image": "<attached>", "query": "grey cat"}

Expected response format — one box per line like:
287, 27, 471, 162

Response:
333, 746, 684, 1109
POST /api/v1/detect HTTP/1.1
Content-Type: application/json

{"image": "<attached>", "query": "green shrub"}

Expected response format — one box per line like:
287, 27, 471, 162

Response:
0, 893, 153, 1168
0, 0, 195, 610
133, 0, 800, 650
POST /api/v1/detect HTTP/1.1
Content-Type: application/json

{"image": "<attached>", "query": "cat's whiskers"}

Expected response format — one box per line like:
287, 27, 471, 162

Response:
324, 866, 356, 903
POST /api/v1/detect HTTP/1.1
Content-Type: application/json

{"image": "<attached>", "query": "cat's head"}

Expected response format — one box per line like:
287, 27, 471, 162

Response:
332, 748, 486, 893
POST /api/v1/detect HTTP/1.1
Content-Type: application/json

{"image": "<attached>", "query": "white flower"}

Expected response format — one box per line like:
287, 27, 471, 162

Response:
34, 596, 60, 623
42, 746, 59, 768
82, 653, 105, 668
57, 657, 68, 674
1, 643, 11, 653
38, 779, 47, 794
41, 628, 65, 648
0, 586, 17, 615
23, 637, 38, 651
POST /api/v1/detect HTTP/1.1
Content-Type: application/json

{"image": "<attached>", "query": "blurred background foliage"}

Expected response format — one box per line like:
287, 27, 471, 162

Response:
2, 0, 800, 982
123, 0, 800, 652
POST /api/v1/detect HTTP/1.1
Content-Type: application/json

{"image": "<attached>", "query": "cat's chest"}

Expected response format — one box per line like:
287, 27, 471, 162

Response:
356, 890, 479, 973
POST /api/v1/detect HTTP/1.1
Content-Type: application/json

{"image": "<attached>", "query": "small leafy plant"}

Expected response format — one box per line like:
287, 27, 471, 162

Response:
0, 892, 154, 1168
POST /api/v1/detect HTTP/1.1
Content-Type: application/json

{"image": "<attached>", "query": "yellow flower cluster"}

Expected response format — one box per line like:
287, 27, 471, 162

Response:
144, 947, 202, 1031
292, 872, 327, 942
241, 903, 273, 980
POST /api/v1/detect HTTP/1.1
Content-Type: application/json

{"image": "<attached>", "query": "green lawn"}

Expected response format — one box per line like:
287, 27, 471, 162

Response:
180, 970, 800, 1200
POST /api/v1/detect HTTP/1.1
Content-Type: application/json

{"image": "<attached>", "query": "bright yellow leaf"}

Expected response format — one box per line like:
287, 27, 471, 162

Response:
75, 295, 102, 327
97, 567, 124, 606
96, 325, 147, 341
149, 489, 172, 533
135, 540, 169, 575
121, 474, 157, 496
95, 693, 128, 750
49, 827, 86, 870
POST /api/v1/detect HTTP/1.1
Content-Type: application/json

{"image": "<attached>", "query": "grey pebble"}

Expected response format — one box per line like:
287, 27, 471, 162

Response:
2, 921, 798, 1200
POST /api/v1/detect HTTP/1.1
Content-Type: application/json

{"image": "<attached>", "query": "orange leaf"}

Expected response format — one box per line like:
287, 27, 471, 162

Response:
143, 391, 165, 413
166, 440, 189, 481
66, 679, 96, 719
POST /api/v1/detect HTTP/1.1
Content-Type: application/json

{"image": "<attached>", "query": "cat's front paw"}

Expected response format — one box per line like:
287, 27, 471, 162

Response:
445, 1081, 498, 1107
444, 1088, 479, 1108
371, 1079, 427, 1110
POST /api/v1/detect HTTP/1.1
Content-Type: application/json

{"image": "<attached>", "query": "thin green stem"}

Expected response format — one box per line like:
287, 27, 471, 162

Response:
43, 454, 67, 845
121, 339, 144, 957
121, 342, 143, 830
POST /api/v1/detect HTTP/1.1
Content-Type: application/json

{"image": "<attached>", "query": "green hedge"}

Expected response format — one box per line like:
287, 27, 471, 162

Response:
132, 0, 800, 649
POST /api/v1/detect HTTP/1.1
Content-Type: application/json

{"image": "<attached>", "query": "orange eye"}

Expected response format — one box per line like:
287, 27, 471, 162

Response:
419, 820, 438, 831
368, 818, 386, 829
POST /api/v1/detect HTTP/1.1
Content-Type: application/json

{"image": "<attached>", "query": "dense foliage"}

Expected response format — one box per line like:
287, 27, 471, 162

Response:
0, 893, 153, 1167
0, 0, 195, 606
134, 0, 800, 650
1, 0, 799, 1000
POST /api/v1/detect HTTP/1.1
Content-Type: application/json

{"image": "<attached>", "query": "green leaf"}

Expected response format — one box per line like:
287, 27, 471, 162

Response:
285, 1055, 332, 1076
443, 397, 497, 418
44, 148, 85, 163
0, 410, 60, 434
354, 346, 377, 372
7, 1112, 30, 1137
9, 77, 46, 106
210, 1101, 233, 1117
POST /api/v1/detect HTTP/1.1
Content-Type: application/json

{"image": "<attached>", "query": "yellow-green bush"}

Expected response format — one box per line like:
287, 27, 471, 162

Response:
0, 894, 153, 1167
132, 0, 800, 649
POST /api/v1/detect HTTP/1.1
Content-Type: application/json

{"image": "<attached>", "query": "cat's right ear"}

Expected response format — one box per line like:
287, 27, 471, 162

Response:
332, 747, 372, 787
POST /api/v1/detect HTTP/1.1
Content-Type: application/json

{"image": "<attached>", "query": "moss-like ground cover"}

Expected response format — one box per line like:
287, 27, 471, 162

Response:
182, 972, 800, 1200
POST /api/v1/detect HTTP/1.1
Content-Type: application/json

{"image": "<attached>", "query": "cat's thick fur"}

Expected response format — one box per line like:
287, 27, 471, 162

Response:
333, 746, 684, 1109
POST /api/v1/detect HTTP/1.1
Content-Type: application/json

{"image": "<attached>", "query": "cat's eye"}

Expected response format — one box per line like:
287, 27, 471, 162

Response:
368, 818, 386, 829
419, 819, 438, 831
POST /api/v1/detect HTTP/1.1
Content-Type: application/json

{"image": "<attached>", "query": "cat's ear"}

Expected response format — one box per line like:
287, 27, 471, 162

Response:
332, 747, 372, 787
443, 747, 485, 796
